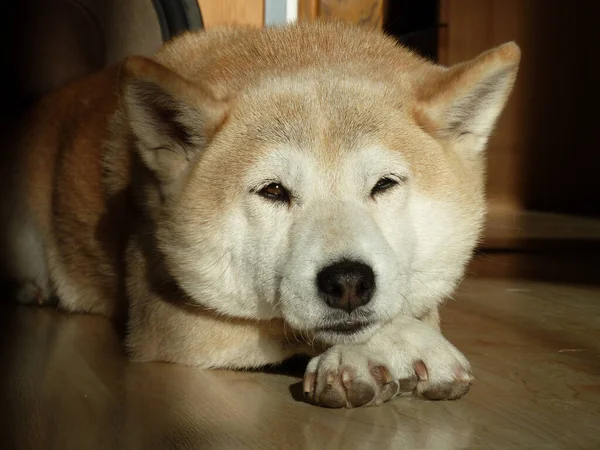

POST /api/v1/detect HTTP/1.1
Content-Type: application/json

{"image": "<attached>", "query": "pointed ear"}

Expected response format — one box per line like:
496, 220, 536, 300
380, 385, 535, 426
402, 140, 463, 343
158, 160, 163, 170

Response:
121, 56, 229, 184
414, 42, 521, 154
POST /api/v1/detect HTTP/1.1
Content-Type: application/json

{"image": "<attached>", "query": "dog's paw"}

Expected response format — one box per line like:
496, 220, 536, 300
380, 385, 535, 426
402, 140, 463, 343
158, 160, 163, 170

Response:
395, 358, 473, 401
303, 345, 399, 408
389, 329, 474, 401
14, 279, 55, 306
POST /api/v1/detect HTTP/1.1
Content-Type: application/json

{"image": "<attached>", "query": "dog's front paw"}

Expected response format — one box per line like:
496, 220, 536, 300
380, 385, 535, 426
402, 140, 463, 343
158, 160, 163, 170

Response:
303, 345, 399, 408
395, 357, 473, 401
389, 328, 474, 401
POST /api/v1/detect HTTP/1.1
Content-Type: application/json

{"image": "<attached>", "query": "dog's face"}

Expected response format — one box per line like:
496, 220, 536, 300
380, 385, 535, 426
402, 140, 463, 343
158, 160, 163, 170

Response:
122, 25, 519, 345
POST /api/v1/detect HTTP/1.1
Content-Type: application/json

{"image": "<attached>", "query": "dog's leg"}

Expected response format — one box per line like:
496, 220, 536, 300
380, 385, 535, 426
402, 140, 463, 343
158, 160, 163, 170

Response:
303, 314, 473, 408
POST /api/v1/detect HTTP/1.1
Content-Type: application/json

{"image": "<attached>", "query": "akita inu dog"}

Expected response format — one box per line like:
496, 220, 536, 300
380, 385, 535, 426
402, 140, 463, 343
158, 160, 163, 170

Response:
0, 22, 519, 408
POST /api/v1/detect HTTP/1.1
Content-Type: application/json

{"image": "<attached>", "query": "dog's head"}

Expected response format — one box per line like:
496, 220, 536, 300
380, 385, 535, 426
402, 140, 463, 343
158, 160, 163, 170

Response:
120, 23, 520, 345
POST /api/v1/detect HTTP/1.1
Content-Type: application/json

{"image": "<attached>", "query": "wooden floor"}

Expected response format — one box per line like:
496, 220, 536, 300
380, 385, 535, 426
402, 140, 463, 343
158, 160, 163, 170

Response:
0, 238, 599, 448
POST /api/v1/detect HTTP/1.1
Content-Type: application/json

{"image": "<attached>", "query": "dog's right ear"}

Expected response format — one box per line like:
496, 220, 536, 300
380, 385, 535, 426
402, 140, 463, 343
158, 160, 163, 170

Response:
121, 56, 229, 184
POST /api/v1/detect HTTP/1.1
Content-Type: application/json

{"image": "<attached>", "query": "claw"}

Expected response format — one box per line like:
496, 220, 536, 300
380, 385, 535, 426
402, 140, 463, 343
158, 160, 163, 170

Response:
454, 367, 474, 383
414, 360, 429, 381
303, 372, 316, 401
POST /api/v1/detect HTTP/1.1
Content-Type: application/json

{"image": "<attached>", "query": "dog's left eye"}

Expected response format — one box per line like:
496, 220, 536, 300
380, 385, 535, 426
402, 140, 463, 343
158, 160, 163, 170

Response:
258, 183, 291, 204
371, 177, 399, 197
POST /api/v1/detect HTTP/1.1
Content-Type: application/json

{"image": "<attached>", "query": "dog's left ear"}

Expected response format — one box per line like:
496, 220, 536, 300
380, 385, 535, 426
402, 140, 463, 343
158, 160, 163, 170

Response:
415, 42, 521, 155
121, 56, 229, 184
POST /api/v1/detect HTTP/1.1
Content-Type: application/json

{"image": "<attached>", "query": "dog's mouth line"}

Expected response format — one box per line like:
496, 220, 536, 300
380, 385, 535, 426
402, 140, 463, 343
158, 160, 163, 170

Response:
317, 321, 373, 335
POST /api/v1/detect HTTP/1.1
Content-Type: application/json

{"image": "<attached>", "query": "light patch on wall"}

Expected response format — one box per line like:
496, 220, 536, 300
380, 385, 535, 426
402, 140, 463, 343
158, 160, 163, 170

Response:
265, 0, 298, 25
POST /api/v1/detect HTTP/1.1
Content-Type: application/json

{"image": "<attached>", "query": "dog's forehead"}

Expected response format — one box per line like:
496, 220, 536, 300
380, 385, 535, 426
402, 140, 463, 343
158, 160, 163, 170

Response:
249, 76, 451, 176
233, 73, 412, 155
197, 71, 452, 200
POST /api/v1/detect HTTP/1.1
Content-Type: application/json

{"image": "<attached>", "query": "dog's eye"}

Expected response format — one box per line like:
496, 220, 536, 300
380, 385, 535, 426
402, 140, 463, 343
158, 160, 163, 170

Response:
258, 183, 291, 204
371, 177, 399, 197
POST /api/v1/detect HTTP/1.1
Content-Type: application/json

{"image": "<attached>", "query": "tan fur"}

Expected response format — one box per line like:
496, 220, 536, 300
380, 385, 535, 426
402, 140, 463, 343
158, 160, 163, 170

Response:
2, 22, 519, 382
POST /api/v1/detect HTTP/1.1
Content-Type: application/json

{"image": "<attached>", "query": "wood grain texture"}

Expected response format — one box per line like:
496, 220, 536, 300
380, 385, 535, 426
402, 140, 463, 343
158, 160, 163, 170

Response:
299, 0, 386, 28
298, 0, 319, 20
440, 0, 600, 218
484, 209, 600, 251
1, 222, 599, 448
321, 0, 386, 28
437, 0, 449, 65
197, 0, 264, 29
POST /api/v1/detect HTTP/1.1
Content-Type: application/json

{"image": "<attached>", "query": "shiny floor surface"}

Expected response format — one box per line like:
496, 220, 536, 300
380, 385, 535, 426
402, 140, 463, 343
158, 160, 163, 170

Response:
1, 252, 599, 449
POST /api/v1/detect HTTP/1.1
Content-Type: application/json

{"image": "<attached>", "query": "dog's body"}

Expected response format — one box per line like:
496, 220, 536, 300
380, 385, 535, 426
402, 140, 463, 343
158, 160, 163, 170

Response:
0, 22, 519, 407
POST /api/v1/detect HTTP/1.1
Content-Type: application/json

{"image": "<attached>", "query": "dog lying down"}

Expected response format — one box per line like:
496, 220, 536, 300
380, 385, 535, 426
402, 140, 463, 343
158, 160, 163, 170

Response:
0, 22, 519, 408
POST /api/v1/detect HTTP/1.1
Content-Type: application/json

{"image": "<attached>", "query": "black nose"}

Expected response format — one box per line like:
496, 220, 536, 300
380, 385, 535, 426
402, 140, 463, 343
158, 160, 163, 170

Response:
316, 260, 376, 313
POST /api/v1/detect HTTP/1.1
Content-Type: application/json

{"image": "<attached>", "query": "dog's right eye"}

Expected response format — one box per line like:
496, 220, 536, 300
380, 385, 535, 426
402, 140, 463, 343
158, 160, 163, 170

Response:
257, 183, 291, 204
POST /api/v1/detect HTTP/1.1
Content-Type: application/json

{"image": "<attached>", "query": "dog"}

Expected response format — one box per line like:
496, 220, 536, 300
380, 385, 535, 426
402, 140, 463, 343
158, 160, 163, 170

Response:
0, 21, 519, 408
